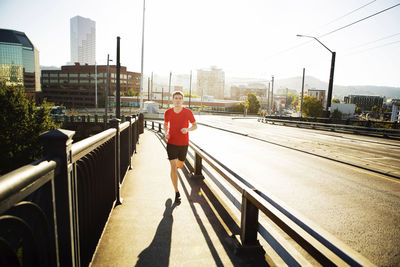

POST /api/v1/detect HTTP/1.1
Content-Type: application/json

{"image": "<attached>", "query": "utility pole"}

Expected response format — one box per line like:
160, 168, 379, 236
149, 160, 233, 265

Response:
271, 75, 274, 114
189, 70, 192, 108
139, 0, 146, 113
105, 54, 112, 120
300, 68, 305, 118
168, 71, 172, 108
116, 36, 121, 119
95, 61, 98, 115
296, 34, 335, 117
266, 82, 270, 114
161, 87, 164, 108
150, 71, 153, 101
148, 77, 150, 101
285, 88, 288, 110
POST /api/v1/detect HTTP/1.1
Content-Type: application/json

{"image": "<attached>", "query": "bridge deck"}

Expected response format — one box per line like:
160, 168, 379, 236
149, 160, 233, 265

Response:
90, 129, 267, 266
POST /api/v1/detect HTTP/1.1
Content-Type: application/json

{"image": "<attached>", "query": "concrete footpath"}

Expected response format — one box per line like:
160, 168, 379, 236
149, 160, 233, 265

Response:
90, 129, 267, 267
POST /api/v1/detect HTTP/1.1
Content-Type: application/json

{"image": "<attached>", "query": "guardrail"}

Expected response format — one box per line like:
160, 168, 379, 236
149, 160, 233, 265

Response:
264, 115, 400, 128
260, 117, 400, 139
145, 120, 375, 266
0, 114, 144, 266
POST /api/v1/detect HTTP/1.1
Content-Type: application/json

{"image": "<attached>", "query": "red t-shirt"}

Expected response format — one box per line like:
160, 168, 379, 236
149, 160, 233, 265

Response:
164, 107, 196, 145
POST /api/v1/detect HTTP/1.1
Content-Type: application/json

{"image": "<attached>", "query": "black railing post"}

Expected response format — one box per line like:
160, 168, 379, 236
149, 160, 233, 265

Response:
139, 113, 144, 134
111, 119, 122, 205
192, 152, 204, 179
158, 122, 162, 133
39, 129, 78, 266
240, 190, 260, 247
151, 121, 154, 130
103, 115, 107, 128
126, 115, 133, 169
95, 114, 98, 123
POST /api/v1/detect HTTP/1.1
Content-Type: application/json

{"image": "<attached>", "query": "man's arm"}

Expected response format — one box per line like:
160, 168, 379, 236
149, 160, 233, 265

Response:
189, 122, 197, 131
181, 121, 197, 134
164, 121, 170, 139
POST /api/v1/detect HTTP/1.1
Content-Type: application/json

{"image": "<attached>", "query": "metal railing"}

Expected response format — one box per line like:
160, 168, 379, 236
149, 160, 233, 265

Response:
0, 114, 144, 266
260, 117, 400, 139
145, 120, 375, 266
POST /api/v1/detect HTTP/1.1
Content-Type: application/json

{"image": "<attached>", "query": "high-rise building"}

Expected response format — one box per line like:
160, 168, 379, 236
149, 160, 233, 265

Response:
0, 28, 41, 94
70, 16, 96, 65
197, 66, 225, 100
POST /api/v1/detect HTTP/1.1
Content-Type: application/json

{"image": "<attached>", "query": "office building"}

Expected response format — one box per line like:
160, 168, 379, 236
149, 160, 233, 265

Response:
41, 63, 140, 108
70, 16, 96, 65
344, 95, 384, 111
197, 66, 225, 99
305, 89, 326, 107
230, 85, 266, 100
0, 28, 41, 95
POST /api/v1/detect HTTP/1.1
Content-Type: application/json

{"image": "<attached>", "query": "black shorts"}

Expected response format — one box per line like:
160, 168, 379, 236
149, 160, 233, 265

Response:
167, 143, 188, 161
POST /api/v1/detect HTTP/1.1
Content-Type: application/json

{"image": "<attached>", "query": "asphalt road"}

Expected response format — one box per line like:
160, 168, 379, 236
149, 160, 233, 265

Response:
189, 115, 400, 266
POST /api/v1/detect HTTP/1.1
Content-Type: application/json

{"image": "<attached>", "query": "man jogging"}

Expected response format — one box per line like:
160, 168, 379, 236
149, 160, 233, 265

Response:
164, 91, 197, 203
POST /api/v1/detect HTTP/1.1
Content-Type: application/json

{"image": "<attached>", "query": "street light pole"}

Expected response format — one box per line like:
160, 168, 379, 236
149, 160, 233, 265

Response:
296, 34, 336, 117
105, 54, 113, 121
95, 61, 97, 115
139, 0, 146, 113
189, 70, 192, 109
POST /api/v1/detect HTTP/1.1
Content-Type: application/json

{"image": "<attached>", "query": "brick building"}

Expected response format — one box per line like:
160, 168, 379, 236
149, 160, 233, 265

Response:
41, 63, 140, 108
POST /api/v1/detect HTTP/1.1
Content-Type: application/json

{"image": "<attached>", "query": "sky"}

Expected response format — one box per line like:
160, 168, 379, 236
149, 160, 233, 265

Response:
1, 0, 399, 87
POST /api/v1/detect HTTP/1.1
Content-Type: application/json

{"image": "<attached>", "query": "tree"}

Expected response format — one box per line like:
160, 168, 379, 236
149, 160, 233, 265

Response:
246, 93, 260, 114
332, 98, 340, 103
0, 83, 59, 175
331, 109, 343, 119
230, 102, 245, 113
286, 92, 299, 109
126, 88, 136, 96
184, 92, 199, 98
302, 96, 323, 117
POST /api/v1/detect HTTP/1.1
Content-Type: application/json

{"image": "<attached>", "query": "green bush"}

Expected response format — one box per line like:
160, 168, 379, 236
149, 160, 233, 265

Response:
0, 83, 59, 175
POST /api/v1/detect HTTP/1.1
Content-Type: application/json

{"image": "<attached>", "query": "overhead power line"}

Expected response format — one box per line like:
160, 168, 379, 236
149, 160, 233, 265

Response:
348, 32, 400, 50
345, 39, 400, 56
264, 2, 400, 62
318, 2, 400, 38
321, 0, 377, 27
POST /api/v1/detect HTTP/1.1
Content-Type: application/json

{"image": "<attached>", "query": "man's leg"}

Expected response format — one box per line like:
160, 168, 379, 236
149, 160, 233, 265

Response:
177, 160, 184, 169
177, 145, 188, 169
169, 159, 179, 192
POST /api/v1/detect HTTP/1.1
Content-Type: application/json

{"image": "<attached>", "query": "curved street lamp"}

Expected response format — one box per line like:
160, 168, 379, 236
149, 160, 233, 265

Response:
297, 34, 336, 117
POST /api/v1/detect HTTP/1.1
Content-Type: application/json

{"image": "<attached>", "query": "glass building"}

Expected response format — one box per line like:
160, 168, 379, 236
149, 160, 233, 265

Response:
70, 16, 96, 65
0, 28, 40, 92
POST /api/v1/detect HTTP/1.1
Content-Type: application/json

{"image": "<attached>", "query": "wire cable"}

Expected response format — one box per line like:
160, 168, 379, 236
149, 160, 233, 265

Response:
348, 32, 400, 50
345, 39, 400, 56
321, 0, 377, 27
318, 2, 400, 38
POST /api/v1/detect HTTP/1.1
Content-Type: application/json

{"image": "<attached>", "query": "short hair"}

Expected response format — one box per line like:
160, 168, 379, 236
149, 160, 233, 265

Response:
172, 91, 184, 98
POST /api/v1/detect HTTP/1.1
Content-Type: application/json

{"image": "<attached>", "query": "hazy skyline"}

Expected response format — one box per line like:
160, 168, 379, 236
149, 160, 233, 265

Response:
1, 0, 399, 88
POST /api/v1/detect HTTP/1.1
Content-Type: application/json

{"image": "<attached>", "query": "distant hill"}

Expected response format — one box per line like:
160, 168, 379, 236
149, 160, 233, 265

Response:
40, 65, 61, 70
229, 76, 400, 100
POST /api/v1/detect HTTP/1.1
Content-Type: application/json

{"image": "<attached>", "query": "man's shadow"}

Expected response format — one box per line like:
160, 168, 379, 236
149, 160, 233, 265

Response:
135, 199, 179, 267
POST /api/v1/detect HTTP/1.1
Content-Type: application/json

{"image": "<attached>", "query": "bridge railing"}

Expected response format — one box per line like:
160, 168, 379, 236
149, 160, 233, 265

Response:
145, 120, 374, 266
0, 114, 144, 266
260, 117, 400, 139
